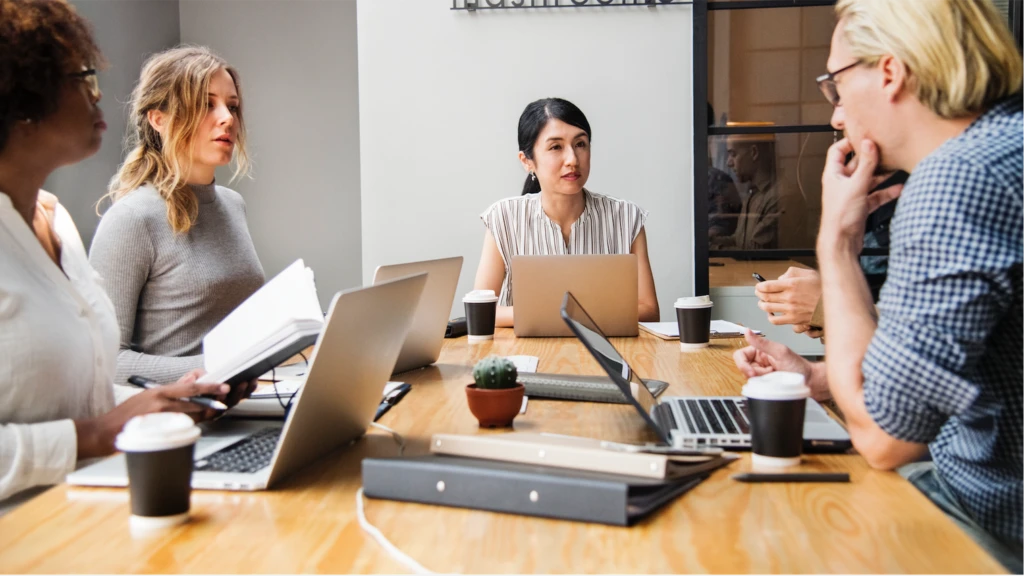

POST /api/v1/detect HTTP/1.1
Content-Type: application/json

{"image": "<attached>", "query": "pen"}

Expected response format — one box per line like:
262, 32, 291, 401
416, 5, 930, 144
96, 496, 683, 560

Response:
127, 375, 229, 411
752, 273, 767, 283
732, 472, 850, 483
374, 383, 412, 422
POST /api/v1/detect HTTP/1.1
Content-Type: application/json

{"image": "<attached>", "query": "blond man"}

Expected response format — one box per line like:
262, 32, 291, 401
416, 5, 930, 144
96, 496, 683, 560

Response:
734, 0, 1022, 570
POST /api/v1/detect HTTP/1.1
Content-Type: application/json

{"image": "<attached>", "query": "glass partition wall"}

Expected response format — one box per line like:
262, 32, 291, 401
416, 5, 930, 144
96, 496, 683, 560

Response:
691, 0, 839, 356
693, 0, 1022, 294
695, 0, 838, 295
690, 0, 1020, 355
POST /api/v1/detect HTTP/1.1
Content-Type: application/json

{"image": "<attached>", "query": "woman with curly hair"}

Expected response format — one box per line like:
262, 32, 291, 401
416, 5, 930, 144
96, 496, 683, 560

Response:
0, 0, 250, 513
89, 46, 265, 387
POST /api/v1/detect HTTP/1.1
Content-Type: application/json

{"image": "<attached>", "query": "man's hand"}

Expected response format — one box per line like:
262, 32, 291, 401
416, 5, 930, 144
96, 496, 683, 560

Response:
818, 138, 903, 256
755, 267, 822, 328
733, 330, 830, 401
74, 371, 236, 460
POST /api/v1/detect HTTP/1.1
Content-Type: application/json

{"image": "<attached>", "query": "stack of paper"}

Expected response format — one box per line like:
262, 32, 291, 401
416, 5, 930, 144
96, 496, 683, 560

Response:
638, 321, 762, 340
505, 355, 539, 374
198, 260, 323, 385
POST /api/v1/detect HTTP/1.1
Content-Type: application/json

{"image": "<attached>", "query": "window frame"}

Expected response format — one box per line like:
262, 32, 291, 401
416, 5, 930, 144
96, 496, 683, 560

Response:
1011, 0, 1023, 52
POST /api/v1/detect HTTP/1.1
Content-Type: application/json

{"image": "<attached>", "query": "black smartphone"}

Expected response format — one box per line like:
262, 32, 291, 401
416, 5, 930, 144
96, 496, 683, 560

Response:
752, 273, 767, 283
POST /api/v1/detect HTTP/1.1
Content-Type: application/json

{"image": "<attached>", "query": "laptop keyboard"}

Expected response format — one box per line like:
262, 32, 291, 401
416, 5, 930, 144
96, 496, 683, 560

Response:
683, 400, 709, 433
653, 403, 678, 431
679, 398, 750, 436
194, 427, 282, 474
711, 400, 738, 434
518, 374, 618, 390
727, 399, 751, 434
517, 373, 669, 404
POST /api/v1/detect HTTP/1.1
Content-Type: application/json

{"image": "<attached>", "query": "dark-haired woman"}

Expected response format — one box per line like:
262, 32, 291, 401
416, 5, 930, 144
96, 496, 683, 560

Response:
0, 0, 250, 513
473, 98, 659, 327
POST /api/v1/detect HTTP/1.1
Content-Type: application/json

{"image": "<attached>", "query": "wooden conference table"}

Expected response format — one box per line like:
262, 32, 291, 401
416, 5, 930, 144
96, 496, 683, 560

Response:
0, 330, 1004, 573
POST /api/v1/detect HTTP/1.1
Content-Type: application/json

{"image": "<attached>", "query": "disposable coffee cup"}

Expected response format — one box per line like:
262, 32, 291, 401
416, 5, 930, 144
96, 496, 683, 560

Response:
116, 412, 201, 531
675, 296, 713, 351
742, 372, 810, 468
463, 289, 499, 342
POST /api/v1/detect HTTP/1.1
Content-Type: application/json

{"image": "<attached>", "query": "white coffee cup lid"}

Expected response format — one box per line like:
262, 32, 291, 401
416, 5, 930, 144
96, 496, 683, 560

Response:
675, 295, 713, 308
742, 371, 810, 401
463, 289, 498, 303
115, 413, 201, 453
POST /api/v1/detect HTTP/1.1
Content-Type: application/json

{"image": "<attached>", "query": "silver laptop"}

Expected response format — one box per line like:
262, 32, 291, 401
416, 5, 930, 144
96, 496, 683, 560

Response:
373, 256, 462, 375
67, 273, 427, 491
560, 292, 852, 452
512, 254, 638, 338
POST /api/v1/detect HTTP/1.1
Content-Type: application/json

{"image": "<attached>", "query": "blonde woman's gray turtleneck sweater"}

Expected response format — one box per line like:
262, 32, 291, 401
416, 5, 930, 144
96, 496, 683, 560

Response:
89, 182, 264, 386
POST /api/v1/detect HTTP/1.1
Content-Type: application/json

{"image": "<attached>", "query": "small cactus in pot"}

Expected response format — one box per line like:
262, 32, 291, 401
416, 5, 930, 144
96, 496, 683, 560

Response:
472, 356, 519, 390
465, 356, 525, 427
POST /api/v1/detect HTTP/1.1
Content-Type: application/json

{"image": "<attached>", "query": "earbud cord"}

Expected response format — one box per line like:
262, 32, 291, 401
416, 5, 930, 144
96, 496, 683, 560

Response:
355, 422, 434, 574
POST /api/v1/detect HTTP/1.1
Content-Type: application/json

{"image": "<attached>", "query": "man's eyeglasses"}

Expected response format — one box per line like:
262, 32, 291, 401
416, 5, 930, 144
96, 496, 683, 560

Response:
816, 60, 862, 106
68, 68, 99, 98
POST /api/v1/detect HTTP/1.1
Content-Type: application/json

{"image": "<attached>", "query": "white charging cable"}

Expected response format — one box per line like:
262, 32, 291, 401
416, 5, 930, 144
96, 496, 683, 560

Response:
369, 422, 406, 455
356, 423, 434, 574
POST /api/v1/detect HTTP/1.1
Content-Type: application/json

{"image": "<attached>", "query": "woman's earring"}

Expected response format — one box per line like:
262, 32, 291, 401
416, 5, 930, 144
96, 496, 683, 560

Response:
530, 171, 537, 181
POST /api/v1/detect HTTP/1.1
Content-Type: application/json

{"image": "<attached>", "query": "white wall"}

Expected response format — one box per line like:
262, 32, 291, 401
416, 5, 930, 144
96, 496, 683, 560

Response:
357, 0, 694, 320
180, 0, 362, 310
47, 0, 181, 247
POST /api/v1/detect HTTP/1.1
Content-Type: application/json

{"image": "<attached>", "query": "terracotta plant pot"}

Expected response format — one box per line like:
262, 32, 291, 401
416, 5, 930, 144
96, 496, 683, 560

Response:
465, 383, 525, 428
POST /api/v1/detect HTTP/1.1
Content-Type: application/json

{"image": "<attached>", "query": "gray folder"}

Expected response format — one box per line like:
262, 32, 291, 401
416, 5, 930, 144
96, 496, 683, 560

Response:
362, 455, 729, 526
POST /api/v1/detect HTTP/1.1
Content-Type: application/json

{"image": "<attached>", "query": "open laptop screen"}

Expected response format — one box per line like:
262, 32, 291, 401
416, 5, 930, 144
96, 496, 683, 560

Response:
560, 292, 667, 440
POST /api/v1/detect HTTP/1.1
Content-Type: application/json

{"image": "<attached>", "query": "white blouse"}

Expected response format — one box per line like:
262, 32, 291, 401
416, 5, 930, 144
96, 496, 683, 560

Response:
0, 191, 121, 511
480, 189, 648, 306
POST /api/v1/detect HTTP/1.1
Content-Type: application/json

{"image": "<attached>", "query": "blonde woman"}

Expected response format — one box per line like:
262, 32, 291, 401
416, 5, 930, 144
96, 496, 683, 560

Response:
90, 46, 264, 386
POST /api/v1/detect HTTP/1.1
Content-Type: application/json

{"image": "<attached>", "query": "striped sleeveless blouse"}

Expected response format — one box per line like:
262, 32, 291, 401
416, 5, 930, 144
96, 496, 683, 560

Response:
480, 189, 648, 306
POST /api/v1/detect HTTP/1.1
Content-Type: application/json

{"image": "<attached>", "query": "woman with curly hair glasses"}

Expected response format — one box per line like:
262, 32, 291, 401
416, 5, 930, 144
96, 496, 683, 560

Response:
90, 46, 265, 387
0, 0, 250, 513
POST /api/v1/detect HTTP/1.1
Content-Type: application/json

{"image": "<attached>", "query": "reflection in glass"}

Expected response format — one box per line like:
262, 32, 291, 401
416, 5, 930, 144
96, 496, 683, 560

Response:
708, 164, 741, 241
708, 132, 830, 252
716, 127, 780, 250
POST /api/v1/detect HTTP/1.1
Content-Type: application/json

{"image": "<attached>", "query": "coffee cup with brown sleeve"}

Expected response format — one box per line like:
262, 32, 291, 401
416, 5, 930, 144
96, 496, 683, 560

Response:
742, 371, 810, 468
463, 289, 499, 342
675, 295, 714, 351
116, 412, 200, 532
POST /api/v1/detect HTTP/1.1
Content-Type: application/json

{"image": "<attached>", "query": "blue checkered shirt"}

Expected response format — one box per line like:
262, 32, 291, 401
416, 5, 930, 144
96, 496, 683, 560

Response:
862, 96, 1023, 546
